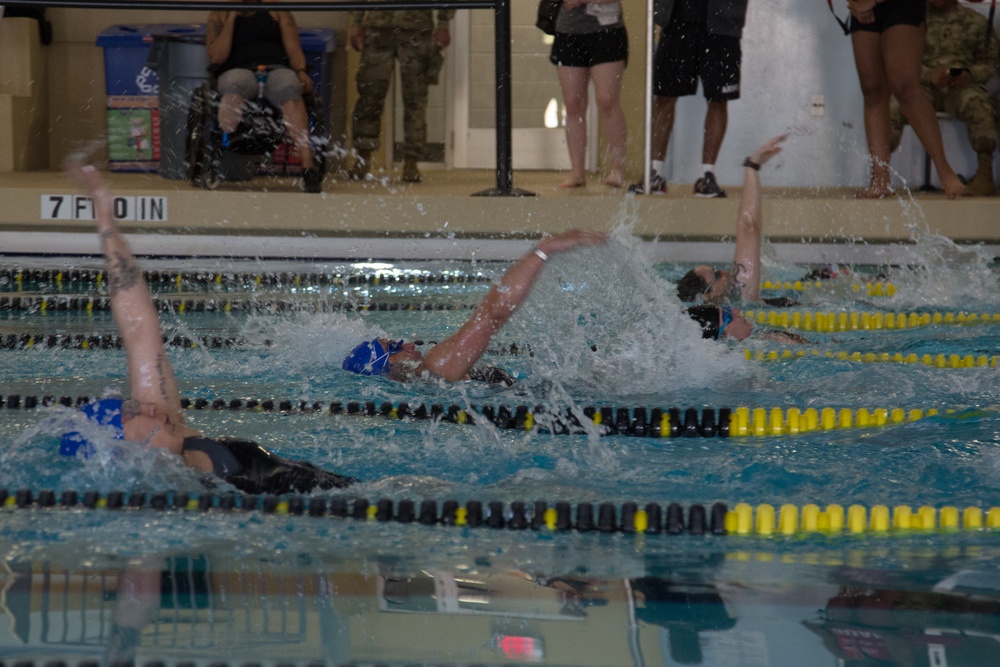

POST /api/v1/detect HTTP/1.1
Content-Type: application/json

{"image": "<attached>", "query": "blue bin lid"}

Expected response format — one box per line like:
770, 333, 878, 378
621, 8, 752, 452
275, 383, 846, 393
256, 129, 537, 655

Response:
97, 23, 203, 47
298, 28, 335, 53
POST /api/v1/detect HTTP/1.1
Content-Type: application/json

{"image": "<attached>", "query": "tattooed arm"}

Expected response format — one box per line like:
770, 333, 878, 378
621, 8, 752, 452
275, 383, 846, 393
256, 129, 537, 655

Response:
66, 162, 184, 421
206, 10, 236, 65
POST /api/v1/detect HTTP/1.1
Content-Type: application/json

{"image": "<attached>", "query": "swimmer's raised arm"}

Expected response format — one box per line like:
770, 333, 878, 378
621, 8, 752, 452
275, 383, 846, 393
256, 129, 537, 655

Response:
419, 229, 608, 381
732, 134, 786, 303
64, 161, 183, 422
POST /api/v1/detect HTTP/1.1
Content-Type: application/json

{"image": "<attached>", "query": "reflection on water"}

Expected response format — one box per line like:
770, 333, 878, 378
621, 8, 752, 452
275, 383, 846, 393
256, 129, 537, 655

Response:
3, 536, 1000, 667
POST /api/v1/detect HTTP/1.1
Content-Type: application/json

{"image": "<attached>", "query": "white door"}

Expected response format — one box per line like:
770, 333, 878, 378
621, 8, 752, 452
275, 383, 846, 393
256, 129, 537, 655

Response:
450, 8, 597, 170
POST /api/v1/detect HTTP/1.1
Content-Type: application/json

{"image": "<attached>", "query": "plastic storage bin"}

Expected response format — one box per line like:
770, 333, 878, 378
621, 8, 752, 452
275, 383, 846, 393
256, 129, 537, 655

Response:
96, 24, 203, 172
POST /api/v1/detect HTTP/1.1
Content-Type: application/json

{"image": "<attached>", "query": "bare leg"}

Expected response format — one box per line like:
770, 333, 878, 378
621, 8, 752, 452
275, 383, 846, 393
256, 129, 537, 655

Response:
218, 93, 245, 134
703, 100, 728, 165
590, 60, 627, 187
882, 24, 963, 199
280, 98, 315, 169
851, 30, 893, 198
651, 95, 677, 162
556, 65, 591, 188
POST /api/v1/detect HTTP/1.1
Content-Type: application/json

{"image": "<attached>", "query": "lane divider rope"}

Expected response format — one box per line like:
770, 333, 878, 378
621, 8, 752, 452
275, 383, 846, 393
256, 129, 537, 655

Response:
0, 268, 496, 290
3, 394, 961, 439
2, 489, 999, 536
0, 334, 524, 356
761, 279, 896, 297
0, 294, 477, 313
1, 268, 893, 297
744, 309, 1000, 332
746, 348, 1000, 369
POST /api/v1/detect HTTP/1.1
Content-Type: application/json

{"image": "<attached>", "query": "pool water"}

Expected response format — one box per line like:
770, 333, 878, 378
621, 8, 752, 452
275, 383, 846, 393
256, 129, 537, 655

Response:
1, 232, 999, 666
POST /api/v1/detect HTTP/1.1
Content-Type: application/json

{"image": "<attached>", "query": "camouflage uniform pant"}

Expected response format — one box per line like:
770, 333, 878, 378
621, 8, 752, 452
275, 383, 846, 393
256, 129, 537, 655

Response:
891, 84, 998, 153
352, 27, 439, 159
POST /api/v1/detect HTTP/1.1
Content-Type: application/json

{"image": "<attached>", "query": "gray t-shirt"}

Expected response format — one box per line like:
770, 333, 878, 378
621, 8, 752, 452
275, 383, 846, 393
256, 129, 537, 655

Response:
555, 2, 624, 35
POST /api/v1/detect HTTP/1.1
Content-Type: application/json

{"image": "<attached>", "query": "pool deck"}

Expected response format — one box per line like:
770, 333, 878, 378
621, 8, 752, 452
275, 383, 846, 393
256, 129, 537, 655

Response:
2, 168, 998, 265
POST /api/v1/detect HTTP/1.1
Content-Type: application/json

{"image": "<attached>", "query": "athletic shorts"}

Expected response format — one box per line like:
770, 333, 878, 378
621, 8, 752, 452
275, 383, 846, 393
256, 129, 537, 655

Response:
849, 0, 926, 33
550, 26, 629, 68
653, 20, 741, 102
217, 67, 302, 108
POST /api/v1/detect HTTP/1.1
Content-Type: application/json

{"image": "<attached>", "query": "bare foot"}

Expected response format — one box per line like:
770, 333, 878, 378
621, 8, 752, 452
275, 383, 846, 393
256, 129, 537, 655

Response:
603, 173, 623, 188
940, 171, 965, 199
560, 178, 586, 189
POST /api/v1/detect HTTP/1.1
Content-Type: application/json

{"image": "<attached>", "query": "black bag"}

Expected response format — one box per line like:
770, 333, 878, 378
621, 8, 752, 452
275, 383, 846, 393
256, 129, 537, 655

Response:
536, 0, 561, 35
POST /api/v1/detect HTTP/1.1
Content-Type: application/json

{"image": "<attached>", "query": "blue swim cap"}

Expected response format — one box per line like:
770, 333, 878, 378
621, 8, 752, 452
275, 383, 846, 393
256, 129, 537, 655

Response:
60, 398, 125, 457
342, 339, 403, 376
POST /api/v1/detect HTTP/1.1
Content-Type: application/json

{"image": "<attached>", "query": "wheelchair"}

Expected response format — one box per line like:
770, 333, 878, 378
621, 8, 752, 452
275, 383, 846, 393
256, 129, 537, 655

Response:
184, 66, 330, 190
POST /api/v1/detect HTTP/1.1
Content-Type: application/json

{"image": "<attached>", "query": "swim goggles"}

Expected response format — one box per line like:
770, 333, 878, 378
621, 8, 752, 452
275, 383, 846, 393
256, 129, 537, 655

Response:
715, 306, 733, 340
718, 306, 733, 339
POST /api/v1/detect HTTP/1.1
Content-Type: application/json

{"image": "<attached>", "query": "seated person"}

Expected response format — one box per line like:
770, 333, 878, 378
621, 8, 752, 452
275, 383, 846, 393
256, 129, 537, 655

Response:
62, 160, 353, 493
206, 3, 322, 193
889, 0, 999, 197
676, 135, 786, 306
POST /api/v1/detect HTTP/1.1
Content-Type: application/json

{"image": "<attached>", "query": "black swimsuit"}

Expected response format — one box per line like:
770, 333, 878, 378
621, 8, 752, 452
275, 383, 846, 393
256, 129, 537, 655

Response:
183, 436, 357, 494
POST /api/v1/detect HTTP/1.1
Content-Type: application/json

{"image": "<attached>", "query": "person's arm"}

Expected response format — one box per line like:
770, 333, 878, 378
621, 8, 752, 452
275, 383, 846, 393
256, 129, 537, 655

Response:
731, 134, 786, 303
65, 161, 184, 423
349, 12, 366, 51
277, 11, 312, 93
418, 229, 608, 381
206, 10, 236, 65
970, 13, 1000, 86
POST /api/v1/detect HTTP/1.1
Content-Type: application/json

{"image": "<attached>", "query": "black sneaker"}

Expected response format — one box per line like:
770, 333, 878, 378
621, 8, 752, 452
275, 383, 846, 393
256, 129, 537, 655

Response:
301, 167, 322, 193
693, 171, 726, 198
627, 173, 668, 195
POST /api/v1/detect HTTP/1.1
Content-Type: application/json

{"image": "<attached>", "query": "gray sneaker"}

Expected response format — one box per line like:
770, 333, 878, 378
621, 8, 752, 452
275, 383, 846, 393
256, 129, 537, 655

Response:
693, 171, 726, 198
627, 173, 668, 195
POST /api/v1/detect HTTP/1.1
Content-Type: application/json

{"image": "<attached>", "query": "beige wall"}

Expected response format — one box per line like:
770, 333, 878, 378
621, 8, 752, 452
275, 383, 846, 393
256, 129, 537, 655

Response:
0, 18, 50, 171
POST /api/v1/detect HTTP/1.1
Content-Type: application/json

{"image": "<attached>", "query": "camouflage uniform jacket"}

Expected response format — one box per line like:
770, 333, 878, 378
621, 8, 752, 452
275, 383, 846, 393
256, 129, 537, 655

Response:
351, 7, 455, 32
923, 5, 1000, 87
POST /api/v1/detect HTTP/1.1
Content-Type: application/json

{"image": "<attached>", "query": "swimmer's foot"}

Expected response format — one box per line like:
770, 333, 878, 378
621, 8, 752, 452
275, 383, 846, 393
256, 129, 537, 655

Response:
560, 177, 586, 188
603, 172, 624, 188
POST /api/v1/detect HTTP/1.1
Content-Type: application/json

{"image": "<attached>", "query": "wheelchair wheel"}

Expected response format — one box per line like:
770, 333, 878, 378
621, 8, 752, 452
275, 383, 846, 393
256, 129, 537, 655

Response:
185, 82, 221, 190
306, 94, 330, 178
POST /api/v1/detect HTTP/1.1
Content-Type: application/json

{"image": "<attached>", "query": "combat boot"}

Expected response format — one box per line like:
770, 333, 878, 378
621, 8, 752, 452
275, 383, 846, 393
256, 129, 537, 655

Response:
964, 152, 996, 197
348, 149, 371, 180
402, 158, 422, 183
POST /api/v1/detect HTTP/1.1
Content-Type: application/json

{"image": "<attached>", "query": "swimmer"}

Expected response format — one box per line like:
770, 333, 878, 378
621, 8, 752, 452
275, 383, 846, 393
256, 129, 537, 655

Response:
677, 134, 787, 306
687, 305, 809, 344
342, 228, 610, 383
62, 159, 355, 494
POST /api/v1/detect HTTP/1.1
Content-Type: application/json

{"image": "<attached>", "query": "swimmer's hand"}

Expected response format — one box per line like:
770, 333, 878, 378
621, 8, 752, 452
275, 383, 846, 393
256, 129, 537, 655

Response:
535, 229, 609, 256
63, 158, 114, 229
749, 134, 787, 168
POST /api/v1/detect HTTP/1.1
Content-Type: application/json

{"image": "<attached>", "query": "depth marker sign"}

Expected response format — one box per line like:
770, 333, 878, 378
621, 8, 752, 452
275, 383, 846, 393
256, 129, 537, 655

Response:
41, 195, 168, 222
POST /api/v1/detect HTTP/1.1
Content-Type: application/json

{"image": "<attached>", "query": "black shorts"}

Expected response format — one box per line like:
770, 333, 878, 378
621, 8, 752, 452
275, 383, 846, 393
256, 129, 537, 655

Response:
849, 0, 925, 33
550, 26, 629, 68
653, 20, 741, 102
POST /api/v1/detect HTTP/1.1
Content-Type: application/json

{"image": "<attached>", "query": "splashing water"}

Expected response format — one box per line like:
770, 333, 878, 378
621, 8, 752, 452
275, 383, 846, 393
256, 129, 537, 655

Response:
510, 232, 752, 395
